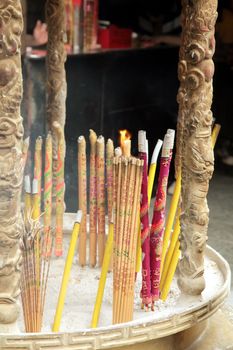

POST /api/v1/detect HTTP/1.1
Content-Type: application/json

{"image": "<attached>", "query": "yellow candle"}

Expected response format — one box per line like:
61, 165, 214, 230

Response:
160, 240, 180, 301
212, 124, 221, 148
53, 211, 82, 332
160, 208, 180, 291
91, 218, 114, 328
160, 171, 181, 273
32, 179, 40, 221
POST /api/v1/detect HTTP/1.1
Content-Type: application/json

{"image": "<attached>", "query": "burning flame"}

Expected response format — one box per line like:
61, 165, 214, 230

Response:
119, 129, 132, 149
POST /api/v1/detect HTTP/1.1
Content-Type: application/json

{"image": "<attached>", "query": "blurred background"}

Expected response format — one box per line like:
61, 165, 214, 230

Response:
21, 0, 233, 210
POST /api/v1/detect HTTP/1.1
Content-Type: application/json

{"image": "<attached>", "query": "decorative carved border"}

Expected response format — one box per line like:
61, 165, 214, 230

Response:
0, 246, 230, 349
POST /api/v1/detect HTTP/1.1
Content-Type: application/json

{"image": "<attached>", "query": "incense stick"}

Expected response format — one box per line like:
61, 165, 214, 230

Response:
53, 122, 65, 257
78, 136, 87, 266
44, 133, 53, 256
89, 129, 97, 267
21, 214, 53, 332
106, 138, 114, 221
150, 130, 175, 306
138, 131, 151, 310
96, 136, 106, 266
106, 138, 114, 271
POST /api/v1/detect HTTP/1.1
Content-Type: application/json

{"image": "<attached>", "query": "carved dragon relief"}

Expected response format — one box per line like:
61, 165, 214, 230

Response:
0, 0, 25, 326
46, 0, 67, 197
176, 0, 217, 295
46, 0, 67, 137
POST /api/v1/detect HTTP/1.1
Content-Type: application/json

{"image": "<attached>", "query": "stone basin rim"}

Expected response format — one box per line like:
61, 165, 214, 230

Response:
0, 245, 230, 349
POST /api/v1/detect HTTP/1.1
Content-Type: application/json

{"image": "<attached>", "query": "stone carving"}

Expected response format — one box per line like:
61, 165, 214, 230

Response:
176, 0, 218, 295
0, 0, 25, 330
46, 0, 67, 158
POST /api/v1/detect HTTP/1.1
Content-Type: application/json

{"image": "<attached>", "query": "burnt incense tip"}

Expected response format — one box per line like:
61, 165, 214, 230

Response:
162, 130, 175, 154
23, 136, 30, 146
32, 179, 38, 194
114, 147, 122, 157
35, 136, 43, 149
107, 138, 114, 148
76, 210, 82, 223
138, 130, 147, 153
24, 175, 31, 193
52, 122, 64, 141
131, 156, 137, 165
97, 135, 105, 143
122, 156, 129, 166
46, 132, 52, 140
151, 139, 163, 164
78, 135, 85, 143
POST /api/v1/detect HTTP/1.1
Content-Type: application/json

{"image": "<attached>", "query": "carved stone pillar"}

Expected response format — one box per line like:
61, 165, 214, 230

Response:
0, 0, 24, 331
176, 0, 218, 295
46, 0, 67, 153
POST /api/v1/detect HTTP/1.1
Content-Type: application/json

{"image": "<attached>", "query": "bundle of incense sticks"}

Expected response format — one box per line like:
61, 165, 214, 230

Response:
24, 130, 65, 257
113, 155, 144, 324
21, 212, 53, 332
150, 129, 175, 307
77, 131, 114, 267
138, 130, 151, 310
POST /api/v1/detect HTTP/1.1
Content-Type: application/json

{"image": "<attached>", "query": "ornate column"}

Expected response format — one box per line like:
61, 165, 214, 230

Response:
46, 0, 67, 149
176, 0, 218, 295
0, 0, 25, 331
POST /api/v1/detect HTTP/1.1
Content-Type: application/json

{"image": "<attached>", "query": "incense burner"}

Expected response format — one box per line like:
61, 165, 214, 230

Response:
0, 227, 230, 349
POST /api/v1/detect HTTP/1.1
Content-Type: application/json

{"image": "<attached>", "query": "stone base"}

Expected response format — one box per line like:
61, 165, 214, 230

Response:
0, 321, 18, 334
183, 309, 233, 350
